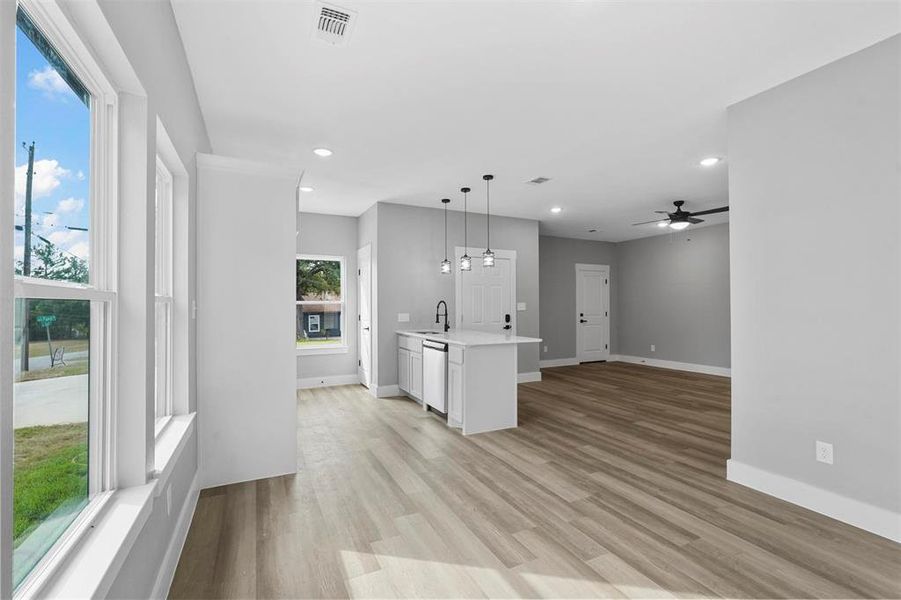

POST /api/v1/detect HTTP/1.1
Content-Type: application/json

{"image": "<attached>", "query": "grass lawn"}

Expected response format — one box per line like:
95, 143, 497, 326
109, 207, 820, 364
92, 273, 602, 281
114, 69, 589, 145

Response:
297, 337, 343, 347
13, 339, 89, 359
16, 360, 88, 383
13, 423, 88, 545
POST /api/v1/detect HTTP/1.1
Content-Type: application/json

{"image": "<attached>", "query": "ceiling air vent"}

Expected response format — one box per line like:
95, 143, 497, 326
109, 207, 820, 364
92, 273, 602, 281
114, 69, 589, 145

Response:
526, 176, 551, 185
314, 2, 357, 47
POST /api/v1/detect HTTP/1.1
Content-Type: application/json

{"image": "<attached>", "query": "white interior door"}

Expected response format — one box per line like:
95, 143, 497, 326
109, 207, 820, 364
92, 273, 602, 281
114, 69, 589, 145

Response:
357, 244, 372, 387
576, 264, 610, 363
455, 248, 516, 334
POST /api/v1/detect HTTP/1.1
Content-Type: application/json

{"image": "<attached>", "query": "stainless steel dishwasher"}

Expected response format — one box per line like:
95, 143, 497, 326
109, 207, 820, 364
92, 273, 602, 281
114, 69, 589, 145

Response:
422, 340, 448, 413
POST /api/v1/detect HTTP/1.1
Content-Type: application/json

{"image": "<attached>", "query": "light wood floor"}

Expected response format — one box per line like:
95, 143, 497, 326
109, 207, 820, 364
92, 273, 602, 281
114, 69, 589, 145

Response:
170, 362, 900, 599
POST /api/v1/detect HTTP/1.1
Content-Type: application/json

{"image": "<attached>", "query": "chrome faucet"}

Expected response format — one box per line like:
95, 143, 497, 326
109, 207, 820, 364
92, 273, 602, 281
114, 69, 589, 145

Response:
435, 300, 450, 332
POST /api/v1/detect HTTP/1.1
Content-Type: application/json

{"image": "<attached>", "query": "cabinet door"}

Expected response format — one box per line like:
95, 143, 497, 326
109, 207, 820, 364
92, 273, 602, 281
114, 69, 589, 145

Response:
398, 349, 410, 392
448, 361, 463, 425
410, 351, 423, 399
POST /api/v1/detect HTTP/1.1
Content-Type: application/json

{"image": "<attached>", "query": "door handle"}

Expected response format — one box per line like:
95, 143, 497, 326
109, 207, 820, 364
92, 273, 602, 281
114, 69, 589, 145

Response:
579, 319, 587, 323
362, 326, 370, 331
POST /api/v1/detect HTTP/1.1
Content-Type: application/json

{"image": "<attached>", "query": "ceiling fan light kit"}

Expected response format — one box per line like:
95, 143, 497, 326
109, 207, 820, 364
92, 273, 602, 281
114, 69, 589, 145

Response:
632, 199, 729, 231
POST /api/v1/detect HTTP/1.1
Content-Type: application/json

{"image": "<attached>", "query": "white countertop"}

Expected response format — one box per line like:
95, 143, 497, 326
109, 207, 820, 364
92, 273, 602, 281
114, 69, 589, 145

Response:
397, 329, 542, 347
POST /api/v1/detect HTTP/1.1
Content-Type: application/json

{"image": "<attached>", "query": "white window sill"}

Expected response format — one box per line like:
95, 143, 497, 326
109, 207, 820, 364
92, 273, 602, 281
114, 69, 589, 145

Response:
297, 345, 348, 356
22, 413, 197, 600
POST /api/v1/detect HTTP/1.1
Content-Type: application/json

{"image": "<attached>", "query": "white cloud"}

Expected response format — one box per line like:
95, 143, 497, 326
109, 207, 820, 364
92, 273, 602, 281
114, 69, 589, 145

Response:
39, 213, 60, 229
56, 197, 84, 214
47, 229, 82, 247
68, 242, 89, 260
76, 170, 85, 181
27, 66, 74, 101
15, 159, 70, 213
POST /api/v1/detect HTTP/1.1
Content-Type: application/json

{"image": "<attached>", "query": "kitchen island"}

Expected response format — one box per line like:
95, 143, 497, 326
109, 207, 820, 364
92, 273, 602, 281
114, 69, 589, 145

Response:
396, 329, 541, 434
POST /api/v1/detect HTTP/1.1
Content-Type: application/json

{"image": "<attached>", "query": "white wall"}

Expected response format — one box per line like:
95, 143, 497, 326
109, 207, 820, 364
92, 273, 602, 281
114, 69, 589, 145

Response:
196, 156, 298, 489
297, 212, 359, 383
728, 35, 900, 540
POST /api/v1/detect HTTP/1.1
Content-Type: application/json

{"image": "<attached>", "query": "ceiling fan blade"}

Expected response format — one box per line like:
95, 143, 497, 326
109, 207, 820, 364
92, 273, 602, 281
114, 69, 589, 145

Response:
687, 217, 704, 224
689, 206, 729, 217
632, 219, 668, 226
653, 210, 670, 214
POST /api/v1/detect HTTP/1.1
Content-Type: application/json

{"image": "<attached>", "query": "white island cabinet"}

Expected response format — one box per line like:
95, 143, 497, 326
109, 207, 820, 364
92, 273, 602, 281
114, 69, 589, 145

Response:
396, 330, 541, 435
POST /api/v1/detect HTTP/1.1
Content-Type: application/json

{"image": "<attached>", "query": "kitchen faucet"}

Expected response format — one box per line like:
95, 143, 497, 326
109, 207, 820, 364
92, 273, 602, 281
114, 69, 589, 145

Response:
435, 300, 450, 332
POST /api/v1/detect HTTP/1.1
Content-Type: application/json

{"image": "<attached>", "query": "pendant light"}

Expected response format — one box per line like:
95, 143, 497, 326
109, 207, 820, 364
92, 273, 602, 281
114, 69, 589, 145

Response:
440, 198, 452, 274
460, 186, 472, 271
482, 174, 495, 267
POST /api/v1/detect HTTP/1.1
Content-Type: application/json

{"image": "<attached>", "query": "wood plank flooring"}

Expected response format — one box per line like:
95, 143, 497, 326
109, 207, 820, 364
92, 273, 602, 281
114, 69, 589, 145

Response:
170, 362, 901, 599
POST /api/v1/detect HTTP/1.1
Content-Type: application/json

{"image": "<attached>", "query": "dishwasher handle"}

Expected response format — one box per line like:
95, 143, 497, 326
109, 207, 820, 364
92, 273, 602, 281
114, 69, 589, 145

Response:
423, 340, 448, 352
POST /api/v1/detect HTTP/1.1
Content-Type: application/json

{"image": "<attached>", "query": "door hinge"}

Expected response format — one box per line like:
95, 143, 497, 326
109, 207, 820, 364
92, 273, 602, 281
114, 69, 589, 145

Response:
605, 343, 608, 349
358, 269, 361, 275
358, 359, 361, 366
605, 311, 608, 317
358, 314, 361, 321
605, 278, 608, 285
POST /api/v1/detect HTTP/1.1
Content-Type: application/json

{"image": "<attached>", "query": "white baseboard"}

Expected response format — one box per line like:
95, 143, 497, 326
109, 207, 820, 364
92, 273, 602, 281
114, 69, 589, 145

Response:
517, 371, 542, 383
150, 469, 201, 599
612, 354, 731, 377
727, 459, 901, 543
375, 384, 401, 398
539, 357, 580, 368
297, 374, 360, 389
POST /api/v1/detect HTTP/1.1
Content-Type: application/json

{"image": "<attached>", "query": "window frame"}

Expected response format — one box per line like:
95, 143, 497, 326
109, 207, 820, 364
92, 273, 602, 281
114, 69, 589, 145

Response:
296, 254, 347, 355
153, 157, 174, 435
8, 0, 119, 595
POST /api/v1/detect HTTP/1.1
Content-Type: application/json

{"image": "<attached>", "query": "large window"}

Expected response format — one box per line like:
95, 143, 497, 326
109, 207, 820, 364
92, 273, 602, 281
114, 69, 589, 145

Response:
154, 158, 173, 429
297, 256, 345, 352
11, 5, 115, 591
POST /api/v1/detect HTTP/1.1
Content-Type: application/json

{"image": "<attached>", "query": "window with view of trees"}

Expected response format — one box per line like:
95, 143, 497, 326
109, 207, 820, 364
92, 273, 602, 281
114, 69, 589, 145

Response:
297, 256, 345, 350
11, 5, 115, 591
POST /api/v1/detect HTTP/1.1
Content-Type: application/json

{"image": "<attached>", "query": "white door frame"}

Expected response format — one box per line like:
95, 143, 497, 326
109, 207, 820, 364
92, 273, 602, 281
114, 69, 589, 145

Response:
454, 247, 517, 334
357, 244, 372, 387
575, 263, 610, 362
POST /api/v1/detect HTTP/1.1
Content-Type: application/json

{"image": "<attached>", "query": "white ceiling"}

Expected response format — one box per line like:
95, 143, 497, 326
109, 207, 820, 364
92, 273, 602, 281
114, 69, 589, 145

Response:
171, 1, 899, 242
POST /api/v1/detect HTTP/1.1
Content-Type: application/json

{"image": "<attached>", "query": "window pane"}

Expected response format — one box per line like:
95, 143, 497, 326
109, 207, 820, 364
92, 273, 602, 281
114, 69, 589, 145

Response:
15, 8, 91, 285
13, 298, 90, 589
297, 259, 341, 301
155, 300, 171, 419
297, 304, 342, 346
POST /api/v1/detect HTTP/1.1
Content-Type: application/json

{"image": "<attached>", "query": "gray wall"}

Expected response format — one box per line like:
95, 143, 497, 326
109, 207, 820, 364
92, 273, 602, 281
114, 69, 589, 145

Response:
297, 212, 359, 380
538, 236, 618, 360
729, 36, 900, 513
377, 202, 540, 384
617, 224, 730, 367
99, 0, 210, 596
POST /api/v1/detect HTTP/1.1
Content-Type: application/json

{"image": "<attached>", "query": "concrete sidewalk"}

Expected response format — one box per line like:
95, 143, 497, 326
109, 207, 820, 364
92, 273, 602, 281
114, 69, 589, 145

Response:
14, 374, 88, 428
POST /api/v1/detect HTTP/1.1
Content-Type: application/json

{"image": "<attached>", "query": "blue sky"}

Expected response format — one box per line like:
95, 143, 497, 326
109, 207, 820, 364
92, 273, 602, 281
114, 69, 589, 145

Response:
15, 24, 91, 268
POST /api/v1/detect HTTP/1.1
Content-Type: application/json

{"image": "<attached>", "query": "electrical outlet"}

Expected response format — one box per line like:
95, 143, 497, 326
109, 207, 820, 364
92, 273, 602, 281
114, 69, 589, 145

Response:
543, 345, 548, 353
397, 313, 410, 322
816, 441, 833, 465
650, 344, 656, 352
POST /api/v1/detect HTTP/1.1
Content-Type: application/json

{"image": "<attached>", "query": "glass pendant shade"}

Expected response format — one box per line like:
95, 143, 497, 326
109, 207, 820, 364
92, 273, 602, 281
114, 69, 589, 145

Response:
441, 258, 452, 274
482, 248, 495, 267
460, 253, 472, 271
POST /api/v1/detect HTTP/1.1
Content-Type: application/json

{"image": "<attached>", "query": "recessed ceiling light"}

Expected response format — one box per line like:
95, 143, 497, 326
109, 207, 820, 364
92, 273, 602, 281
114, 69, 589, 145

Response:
550, 207, 562, 214
313, 148, 333, 157
299, 186, 314, 192
699, 157, 721, 167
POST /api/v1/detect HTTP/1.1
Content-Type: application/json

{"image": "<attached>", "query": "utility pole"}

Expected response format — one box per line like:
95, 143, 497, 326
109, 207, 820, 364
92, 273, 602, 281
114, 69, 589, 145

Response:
19, 141, 35, 373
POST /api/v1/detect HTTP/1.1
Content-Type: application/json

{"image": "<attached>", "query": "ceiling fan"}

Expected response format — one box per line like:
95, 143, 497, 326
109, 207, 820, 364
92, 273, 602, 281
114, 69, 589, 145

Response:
633, 200, 729, 231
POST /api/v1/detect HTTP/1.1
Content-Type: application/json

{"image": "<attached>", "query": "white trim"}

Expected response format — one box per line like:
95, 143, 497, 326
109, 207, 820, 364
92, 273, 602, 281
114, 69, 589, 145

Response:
150, 470, 200, 600
454, 246, 517, 334
539, 357, 580, 369
612, 354, 731, 377
517, 371, 542, 383
196, 153, 300, 180
727, 459, 901, 543
296, 345, 348, 356
575, 263, 611, 363
297, 374, 360, 389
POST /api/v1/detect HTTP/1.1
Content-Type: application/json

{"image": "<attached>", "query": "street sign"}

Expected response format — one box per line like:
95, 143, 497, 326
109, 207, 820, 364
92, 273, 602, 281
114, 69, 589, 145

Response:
36, 315, 56, 327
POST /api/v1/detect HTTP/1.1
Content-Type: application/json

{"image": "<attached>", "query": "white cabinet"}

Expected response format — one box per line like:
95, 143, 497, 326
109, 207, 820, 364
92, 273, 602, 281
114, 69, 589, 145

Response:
410, 351, 423, 399
448, 360, 464, 426
397, 337, 422, 400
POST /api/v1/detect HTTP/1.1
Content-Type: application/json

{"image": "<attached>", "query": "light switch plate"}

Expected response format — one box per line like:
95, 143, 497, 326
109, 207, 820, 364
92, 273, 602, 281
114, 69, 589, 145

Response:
397, 313, 410, 322
517, 302, 527, 311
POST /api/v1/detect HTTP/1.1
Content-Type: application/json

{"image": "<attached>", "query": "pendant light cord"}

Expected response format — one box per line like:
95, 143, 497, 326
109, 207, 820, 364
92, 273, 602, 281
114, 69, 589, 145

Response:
464, 190, 468, 250
444, 200, 448, 260
486, 179, 491, 250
